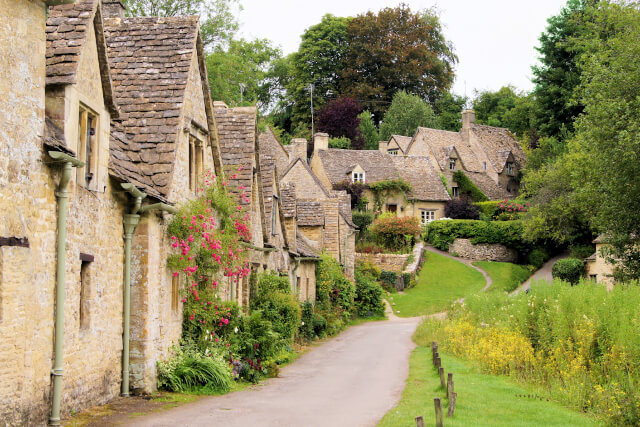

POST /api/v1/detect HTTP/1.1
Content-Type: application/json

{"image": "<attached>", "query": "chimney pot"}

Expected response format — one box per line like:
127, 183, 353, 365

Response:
378, 141, 388, 153
102, 0, 126, 19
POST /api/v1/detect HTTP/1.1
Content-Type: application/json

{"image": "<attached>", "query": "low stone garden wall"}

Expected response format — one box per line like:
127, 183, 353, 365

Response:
448, 238, 517, 262
355, 252, 409, 273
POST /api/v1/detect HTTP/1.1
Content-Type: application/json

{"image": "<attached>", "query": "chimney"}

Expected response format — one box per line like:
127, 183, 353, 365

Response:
288, 138, 308, 161
462, 109, 475, 130
313, 132, 329, 153
378, 140, 388, 153
102, 0, 126, 19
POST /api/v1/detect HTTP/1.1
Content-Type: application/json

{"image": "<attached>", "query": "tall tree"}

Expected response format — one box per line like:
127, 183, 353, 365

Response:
286, 14, 350, 127
531, 0, 594, 139
340, 5, 457, 122
472, 86, 537, 139
206, 38, 281, 110
317, 97, 364, 149
379, 91, 438, 141
358, 111, 379, 150
123, 0, 241, 50
434, 92, 467, 132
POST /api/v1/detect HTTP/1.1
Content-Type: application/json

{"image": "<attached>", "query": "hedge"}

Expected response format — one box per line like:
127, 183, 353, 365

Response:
474, 201, 501, 218
424, 219, 528, 252
453, 171, 488, 202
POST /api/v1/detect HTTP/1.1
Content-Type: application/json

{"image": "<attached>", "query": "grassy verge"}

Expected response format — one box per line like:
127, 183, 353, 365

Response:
472, 261, 532, 293
379, 342, 600, 426
388, 251, 485, 316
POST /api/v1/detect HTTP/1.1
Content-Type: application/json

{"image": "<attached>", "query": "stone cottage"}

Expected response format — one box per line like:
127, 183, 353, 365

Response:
379, 110, 526, 199
585, 235, 616, 289
0, 0, 224, 423
310, 134, 451, 226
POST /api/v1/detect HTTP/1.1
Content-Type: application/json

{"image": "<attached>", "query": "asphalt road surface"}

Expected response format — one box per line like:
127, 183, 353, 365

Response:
127, 314, 421, 427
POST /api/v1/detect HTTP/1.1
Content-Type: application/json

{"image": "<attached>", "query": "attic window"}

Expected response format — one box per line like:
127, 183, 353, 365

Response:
77, 105, 99, 189
352, 172, 365, 183
449, 158, 456, 170
388, 149, 399, 156
506, 162, 515, 176
189, 136, 204, 192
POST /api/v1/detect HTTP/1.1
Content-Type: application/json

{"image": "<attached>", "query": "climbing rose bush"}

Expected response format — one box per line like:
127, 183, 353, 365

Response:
370, 214, 421, 251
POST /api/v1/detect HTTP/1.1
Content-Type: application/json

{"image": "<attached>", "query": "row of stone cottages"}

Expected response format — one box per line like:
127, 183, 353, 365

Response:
0, 0, 355, 424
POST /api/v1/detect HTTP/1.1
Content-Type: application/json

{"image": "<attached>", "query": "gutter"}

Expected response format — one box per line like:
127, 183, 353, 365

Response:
120, 183, 176, 396
241, 242, 277, 252
48, 151, 84, 426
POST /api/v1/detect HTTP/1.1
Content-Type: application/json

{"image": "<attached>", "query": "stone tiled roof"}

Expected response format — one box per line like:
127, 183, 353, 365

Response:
470, 124, 527, 173
390, 156, 451, 202
258, 127, 290, 176
465, 171, 510, 201
280, 182, 296, 218
390, 135, 412, 153
280, 157, 332, 199
109, 121, 167, 202
43, 117, 75, 156
214, 105, 257, 205
414, 127, 484, 172
296, 231, 320, 258
103, 15, 201, 198
259, 154, 275, 236
297, 201, 324, 226
315, 149, 397, 186
46, 0, 119, 117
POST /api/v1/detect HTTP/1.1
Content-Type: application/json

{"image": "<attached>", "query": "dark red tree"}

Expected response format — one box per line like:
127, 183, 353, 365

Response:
317, 97, 365, 149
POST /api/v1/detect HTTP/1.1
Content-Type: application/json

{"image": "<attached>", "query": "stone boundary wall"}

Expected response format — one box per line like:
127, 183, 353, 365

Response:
403, 242, 425, 278
448, 238, 517, 262
355, 252, 409, 273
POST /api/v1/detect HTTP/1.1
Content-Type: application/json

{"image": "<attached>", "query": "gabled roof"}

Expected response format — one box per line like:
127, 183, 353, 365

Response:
213, 104, 257, 205
46, 0, 119, 117
465, 171, 510, 201
296, 231, 320, 258
280, 157, 332, 198
109, 121, 167, 202
280, 182, 296, 218
389, 156, 450, 202
258, 127, 290, 175
409, 127, 484, 172
470, 124, 526, 173
104, 15, 204, 198
297, 201, 324, 226
390, 135, 412, 153
259, 153, 276, 236
315, 149, 397, 185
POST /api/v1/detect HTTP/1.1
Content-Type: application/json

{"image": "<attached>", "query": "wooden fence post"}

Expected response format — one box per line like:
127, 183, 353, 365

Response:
447, 373, 454, 400
447, 392, 457, 417
415, 415, 425, 427
434, 397, 444, 427
439, 367, 445, 389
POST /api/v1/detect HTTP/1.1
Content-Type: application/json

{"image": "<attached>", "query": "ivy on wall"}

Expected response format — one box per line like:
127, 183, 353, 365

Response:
452, 171, 488, 202
368, 178, 412, 212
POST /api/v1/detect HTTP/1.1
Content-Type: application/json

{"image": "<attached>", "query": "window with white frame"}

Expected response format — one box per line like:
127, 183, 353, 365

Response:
352, 171, 365, 183
449, 158, 456, 170
420, 209, 436, 225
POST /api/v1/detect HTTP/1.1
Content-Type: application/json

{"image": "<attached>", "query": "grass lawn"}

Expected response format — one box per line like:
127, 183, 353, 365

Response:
378, 347, 601, 427
472, 261, 532, 293
389, 251, 485, 317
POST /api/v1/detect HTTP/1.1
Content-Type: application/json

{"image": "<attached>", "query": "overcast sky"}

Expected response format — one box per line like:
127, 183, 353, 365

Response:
238, 0, 568, 98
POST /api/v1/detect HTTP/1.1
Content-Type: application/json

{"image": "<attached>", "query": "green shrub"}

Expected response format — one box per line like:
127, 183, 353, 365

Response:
528, 247, 549, 269
352, 210, 374, 232
157, 345, 232, 393
552, 258, 585, 284
424, 219, 528, 252
354, 274, 385, 317
370, 215, 421, 251
298, 302, 315, 341
380, 270, 397, 290
316, 253, 356, 320
569, 244, 596, 260
355, 260, 381, 281
252, 272, 301, 343
182, 297, 241, 349
231, 310, 283, 382
328, 136, 351, 149
452, 171, 489, 202
474, 201, 501, 217
402, 273, 411, 288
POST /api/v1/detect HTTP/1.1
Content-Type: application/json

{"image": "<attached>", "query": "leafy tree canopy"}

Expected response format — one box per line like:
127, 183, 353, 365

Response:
358, 111, 380, 150
472, 86, 537, 139
317, 97, 364, 149
379, 91, 438, 141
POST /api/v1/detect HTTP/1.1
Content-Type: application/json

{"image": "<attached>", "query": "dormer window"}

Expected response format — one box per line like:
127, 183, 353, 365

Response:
352, 171, 365, 183
388, 149, 399, 156
449, 158, 456, 170
77, 105, 99, 189
506, 162, 514, 176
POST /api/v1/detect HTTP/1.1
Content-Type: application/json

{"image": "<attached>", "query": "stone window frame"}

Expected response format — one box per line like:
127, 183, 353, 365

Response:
590, 274, 598, 282
451, 186, 459, 198
77, 103, 100, 190
79, 253, 94, 330
449, 158, 456, 170
352, 171, 365, 183
271, 194, 278, 236
506, 162, 515, 176
188, 135, 204, 193
420, 209, 436, 225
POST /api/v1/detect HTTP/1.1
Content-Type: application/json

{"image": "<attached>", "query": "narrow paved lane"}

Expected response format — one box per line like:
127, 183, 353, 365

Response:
127, 315, 421, 427
512, 252, 568, 294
